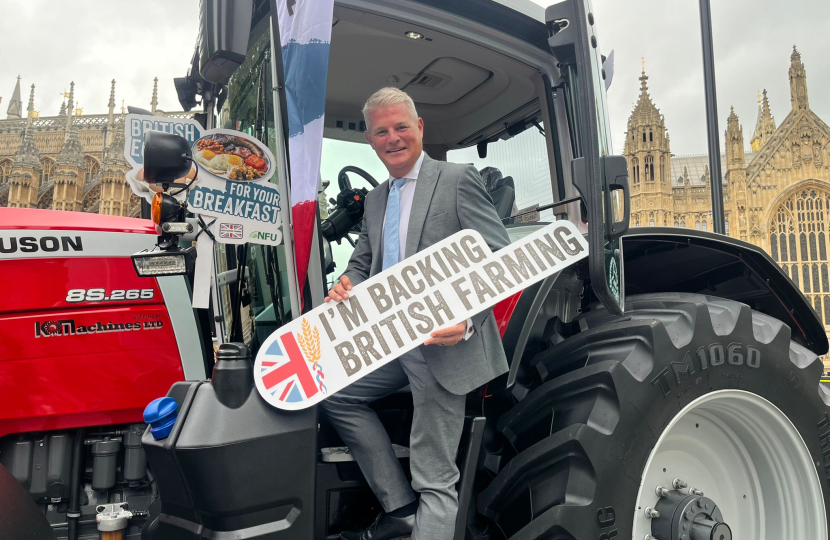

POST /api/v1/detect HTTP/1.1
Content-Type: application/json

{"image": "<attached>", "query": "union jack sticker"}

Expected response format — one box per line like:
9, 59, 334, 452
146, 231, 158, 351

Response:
219, 223, 243, 239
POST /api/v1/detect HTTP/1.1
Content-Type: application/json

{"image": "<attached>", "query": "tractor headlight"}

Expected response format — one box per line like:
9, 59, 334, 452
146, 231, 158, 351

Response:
132, 246, 197, 277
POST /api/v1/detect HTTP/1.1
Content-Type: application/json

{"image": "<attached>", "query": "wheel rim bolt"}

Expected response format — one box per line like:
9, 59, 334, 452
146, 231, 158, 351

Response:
655, 485, 671, 497
690, 487, 704, 496
672, 478, 688, 490
645, 507, 660, 518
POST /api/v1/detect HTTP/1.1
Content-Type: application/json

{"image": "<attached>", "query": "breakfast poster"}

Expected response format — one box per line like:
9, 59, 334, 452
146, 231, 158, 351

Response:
123, 114, 283, 246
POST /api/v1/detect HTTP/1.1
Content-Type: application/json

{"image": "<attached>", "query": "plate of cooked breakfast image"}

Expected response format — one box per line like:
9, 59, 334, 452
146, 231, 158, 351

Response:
192, 133, 271, 182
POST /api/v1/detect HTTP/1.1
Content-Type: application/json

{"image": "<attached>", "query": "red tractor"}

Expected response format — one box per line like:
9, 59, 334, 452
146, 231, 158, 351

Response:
2, 1, 829, 539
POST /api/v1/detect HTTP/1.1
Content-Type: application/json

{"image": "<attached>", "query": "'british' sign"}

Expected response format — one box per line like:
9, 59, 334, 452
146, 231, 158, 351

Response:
254, 220, 589, 410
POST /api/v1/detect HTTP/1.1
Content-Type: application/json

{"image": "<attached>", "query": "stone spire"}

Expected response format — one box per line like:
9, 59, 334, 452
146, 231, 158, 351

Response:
631, 65, 660, 120
99, 109, 133, 216
725, 106, 746, 167
750, 89, 776, 152
65, 82, 75, 133
789, 45, 809, 111
59, 99, 66, 117
26, 84, 36, 128
6, 76, 22, 119
52, 81, 87, 213
103, 111, 127, 172
13, 85, 41, 168
150, 77, 158, 114
55, 122, 86, 168
7, 84, 42, 208
107, 79, 116, 126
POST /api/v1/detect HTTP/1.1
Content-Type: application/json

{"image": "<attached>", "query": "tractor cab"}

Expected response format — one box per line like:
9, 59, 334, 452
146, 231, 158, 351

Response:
140, 0, 628, 539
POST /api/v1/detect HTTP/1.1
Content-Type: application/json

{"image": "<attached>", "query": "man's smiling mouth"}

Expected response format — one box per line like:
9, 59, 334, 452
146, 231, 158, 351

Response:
386, 147, 406, 154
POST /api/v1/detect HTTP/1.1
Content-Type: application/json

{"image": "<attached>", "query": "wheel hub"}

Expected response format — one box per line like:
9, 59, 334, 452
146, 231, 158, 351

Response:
649, 487, 732, 540
632, 390, 826, 539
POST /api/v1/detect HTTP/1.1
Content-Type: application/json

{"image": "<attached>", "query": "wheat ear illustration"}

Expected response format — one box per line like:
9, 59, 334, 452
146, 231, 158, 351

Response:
296, 318, 326, 393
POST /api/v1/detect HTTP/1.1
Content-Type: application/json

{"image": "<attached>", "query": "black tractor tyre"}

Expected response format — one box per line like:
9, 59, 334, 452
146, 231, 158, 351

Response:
477, 293, 830, 539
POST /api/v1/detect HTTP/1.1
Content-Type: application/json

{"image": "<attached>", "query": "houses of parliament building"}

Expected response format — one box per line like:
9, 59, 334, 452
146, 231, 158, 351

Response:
0, 78, 189, 215
627, 47, 830, 365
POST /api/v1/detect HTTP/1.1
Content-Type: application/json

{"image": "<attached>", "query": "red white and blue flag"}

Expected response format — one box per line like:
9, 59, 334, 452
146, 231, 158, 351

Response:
278, 0, 334, 305
259, 332, 321, 403
219, 223, 244, 240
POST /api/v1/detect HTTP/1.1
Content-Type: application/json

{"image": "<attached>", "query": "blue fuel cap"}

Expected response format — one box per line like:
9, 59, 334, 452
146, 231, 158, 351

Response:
143, 397, 179, 440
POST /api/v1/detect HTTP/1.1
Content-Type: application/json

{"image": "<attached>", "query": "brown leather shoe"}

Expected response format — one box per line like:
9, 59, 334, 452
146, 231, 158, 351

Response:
339, 511, 414, 540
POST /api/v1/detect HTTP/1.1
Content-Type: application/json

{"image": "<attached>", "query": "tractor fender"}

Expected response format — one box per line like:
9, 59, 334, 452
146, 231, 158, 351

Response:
622, 227, 828, 355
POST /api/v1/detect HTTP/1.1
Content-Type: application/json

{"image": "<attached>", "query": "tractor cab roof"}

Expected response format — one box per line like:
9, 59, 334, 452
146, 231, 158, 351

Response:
323, 0, 558, 152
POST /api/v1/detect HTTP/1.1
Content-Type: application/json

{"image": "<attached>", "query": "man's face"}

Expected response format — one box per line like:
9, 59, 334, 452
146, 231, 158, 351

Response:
364, 103, 424, 178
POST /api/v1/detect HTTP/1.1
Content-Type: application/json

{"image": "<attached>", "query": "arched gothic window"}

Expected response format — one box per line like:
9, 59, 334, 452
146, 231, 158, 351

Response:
695, 219, 701, 230
725, 219, 730, 234
649, 131, 653, 142
645, 155, 655, 181
702, 220, 707, 231
674, 219, 680, 228
649, 216, 655, 226
642, 132, 647, 143
660, 155, 665, 183
635, 217, 640, 227
40, 158, 55, 187
0, 160, 10, 184
769, 188, 830, 325
632, 157, 640, 183
84, 156, 100, 185
681, 218, 686, 228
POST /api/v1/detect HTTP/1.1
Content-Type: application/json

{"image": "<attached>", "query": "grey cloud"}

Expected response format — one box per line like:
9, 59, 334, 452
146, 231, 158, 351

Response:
0, 0, 199, 118
533, 0, 830, 155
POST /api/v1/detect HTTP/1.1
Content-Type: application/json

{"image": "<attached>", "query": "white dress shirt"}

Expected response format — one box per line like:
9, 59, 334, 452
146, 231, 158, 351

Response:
381, 151, 474, 340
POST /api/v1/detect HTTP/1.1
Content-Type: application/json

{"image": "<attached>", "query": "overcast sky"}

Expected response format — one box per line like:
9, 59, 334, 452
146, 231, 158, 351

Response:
2, 0, 828, 156
0, 0, 199, 119
576, 0, 830, 155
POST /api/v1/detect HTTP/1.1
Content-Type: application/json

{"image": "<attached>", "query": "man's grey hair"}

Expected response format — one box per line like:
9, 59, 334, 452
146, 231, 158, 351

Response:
362, 87, 419, 129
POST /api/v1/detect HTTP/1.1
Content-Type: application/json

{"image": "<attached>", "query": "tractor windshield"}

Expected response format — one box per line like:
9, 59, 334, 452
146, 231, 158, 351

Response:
210, 0, 625, 350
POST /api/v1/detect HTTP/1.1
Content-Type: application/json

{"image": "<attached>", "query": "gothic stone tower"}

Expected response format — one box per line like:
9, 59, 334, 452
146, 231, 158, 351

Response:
7, 85, 42, 208
724, 107, 748, 241
52, 83, 86, 213
98, 114, 134, 216
750, 90, 777, 152
624, 66, 673, 227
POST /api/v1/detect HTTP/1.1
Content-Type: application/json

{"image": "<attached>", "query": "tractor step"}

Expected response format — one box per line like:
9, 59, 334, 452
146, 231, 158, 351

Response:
320, 444, 410, 462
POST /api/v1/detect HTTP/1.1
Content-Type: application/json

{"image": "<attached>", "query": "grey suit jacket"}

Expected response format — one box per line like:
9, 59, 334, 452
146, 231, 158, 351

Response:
343, 154, 511, 395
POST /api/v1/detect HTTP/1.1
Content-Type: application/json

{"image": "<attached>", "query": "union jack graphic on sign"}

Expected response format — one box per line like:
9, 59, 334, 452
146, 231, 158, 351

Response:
219, 223, 243, 239
258, 333, 320, 403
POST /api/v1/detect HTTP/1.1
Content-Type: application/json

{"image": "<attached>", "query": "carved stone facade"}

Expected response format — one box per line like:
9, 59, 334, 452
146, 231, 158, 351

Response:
0, 77, 192, 215
627, 47, 830, 370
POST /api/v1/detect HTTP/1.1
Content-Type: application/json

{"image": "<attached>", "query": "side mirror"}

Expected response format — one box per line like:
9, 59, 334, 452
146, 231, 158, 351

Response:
144, 131, 193, 184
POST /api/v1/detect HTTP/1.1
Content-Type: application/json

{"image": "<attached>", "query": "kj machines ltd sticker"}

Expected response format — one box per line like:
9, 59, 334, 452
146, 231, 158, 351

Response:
254, 220, 589, 410
123, 114, 282, 246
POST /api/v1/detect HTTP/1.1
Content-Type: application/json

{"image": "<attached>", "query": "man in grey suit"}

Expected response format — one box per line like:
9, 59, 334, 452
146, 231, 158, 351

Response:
323, 87, 510, 540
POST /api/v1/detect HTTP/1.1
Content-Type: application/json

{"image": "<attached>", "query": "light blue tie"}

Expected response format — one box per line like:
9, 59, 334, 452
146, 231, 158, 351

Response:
382, 178, 407, 270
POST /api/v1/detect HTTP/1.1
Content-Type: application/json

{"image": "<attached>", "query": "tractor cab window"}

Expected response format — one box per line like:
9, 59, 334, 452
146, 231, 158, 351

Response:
448, 127, 555, 225
319, 138, 388, 290
211, 11, 292, 349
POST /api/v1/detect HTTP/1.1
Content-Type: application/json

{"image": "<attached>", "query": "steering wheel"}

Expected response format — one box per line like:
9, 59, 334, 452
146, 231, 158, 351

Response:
337, 166, 379, 191
321, 166, 379, 246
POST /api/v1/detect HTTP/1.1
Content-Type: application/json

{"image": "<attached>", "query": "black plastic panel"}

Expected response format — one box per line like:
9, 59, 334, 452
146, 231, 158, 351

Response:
623, 227, 829, 355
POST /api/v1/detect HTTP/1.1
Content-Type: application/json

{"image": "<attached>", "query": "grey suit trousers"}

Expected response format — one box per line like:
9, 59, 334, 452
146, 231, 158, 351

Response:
321, 349, 465, 540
